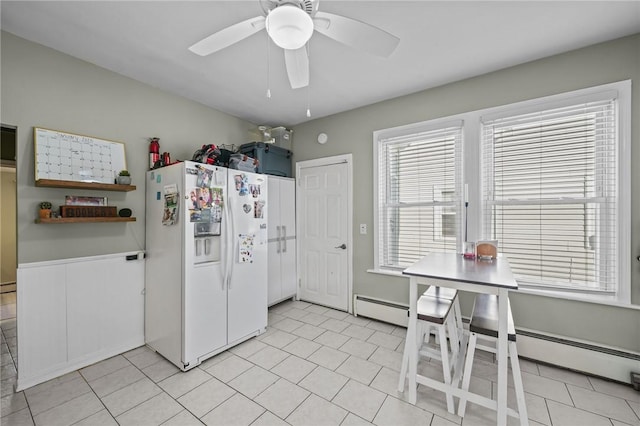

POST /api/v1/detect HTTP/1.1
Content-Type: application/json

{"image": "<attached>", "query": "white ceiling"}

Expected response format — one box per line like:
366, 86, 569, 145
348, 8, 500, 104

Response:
2, 1, 639, 128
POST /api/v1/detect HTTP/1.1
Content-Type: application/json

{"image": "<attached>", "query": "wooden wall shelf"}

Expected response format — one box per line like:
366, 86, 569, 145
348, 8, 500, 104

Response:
36, 217, 136, 224
35, 179, 136, 192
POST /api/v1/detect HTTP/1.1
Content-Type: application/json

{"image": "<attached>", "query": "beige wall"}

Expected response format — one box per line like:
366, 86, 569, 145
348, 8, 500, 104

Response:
1, 31, 256, 263
291, 34, 640, 352
1, 167, 17, 284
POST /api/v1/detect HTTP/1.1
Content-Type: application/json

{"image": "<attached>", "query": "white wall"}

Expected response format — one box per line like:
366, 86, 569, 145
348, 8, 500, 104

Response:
1, 31, 256, 263
291, 34, 640, 353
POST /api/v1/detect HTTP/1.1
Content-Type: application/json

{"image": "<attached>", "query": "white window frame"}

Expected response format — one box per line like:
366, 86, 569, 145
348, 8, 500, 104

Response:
373, 118, 464, 272
477, 81, 631, 304
372, 80, 631, 305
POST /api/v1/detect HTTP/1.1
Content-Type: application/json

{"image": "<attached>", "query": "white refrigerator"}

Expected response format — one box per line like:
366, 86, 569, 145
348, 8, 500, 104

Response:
145, 161, 268, 371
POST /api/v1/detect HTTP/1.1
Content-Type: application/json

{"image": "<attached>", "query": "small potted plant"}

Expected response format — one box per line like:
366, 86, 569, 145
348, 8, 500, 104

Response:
117, 170, 131, 185
39, 201, 52, 219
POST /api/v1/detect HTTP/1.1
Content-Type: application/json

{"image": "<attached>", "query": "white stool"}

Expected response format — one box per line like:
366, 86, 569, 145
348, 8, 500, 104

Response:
423, 286, 464, 340
398, 293, 461, 413
458, 294, 528, 425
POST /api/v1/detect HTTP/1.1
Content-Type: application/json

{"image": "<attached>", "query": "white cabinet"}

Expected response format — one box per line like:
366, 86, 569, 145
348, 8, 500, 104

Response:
267, 177, 297, 306
17, 252, 144, 390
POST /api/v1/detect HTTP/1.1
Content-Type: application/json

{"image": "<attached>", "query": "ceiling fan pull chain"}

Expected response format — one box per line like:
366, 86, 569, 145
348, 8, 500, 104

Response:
266, 30, 272, 99
306, 42, 311, 117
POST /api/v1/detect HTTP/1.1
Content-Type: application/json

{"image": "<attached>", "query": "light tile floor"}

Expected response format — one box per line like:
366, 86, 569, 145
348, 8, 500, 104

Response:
1, 293, 639, 425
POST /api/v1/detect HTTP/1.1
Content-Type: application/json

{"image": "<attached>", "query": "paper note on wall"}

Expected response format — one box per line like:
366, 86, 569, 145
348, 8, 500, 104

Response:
238, 233, 254, 263
163, 184, 179, 226
259, 223, 267, 245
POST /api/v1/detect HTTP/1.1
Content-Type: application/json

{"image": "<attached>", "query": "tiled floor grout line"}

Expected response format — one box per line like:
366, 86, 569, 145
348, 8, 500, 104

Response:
542, 398, 553, 426
133, 356, 210, 424
370, 394, 389, 425
159, 388, 205, 425
188, 375, 232, 424
2, 321, 36, 424
563, 381, 576, 411
71, 373, 114, 426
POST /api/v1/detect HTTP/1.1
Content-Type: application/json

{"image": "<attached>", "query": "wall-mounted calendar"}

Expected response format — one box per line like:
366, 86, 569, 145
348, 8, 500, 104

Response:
34, 127, 127, 184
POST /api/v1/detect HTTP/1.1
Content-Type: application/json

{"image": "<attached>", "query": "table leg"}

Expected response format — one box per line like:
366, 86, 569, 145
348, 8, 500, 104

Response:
496, 288, 508, 425
408, 276, 418, 404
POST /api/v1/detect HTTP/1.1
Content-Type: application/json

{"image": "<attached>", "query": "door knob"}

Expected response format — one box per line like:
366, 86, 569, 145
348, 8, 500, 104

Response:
335, 244, 347, 250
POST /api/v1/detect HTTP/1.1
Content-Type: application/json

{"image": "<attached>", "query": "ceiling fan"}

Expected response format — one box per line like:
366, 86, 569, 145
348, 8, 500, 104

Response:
188, 0, 400, 89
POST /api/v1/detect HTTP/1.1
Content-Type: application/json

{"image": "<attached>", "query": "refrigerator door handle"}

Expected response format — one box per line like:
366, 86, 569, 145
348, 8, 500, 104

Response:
227, 193, 235, 290
222, 189, 232, 291
228, 235, 235, 290
282, 226, 287, 253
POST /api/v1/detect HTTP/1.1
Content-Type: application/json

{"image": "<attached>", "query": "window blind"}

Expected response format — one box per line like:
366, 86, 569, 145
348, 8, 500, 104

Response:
377, 125, 463, 270
481, 100, 617, 292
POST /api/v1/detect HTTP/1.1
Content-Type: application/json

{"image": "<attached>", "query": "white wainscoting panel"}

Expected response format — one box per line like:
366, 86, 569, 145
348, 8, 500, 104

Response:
16, 264, 67, 385
17, 252, 144, 390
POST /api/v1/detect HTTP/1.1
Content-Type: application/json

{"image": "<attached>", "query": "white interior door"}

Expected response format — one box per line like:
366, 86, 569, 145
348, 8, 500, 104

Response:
297, 155, 352, 312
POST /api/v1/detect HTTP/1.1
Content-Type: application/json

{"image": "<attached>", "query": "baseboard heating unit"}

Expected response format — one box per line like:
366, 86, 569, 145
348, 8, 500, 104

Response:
353, 294, 638, 384
353, 295, 408, 327
515, 328, 639, 385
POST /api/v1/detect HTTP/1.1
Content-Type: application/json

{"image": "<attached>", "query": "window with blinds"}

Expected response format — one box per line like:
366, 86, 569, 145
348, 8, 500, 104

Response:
481, 100, 618, 292
376, 124, 463, 270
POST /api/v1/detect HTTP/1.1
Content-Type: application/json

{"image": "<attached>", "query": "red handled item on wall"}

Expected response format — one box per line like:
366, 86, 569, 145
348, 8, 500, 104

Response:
149, 137, 160, 169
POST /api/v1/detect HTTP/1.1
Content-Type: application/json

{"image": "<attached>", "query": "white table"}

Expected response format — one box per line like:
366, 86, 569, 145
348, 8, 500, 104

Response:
402, 253, 518, 426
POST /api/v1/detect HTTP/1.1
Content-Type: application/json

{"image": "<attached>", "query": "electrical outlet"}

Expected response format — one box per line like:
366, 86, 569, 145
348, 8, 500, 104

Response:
359, 224, 367, 235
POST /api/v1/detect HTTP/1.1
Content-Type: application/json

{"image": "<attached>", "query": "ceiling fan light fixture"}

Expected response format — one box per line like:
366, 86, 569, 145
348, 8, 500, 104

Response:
266, 5, 313, 50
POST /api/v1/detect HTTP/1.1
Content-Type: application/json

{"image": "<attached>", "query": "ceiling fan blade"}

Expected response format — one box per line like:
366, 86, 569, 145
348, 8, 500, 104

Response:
284, 47, 309, 89
189, 16, 266, 56
313, 11, 399, 58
